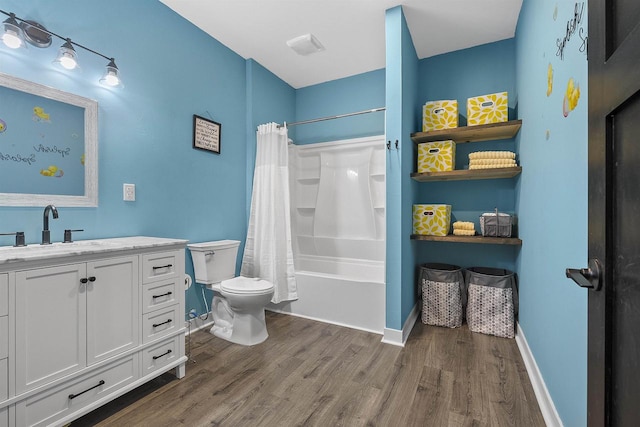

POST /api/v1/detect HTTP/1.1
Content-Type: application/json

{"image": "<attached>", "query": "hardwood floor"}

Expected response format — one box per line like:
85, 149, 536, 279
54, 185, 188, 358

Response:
71, 312, 545, 426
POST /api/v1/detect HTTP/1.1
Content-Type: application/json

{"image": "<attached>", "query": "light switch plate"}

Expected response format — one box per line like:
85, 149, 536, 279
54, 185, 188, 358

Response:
123, 183, 135, 201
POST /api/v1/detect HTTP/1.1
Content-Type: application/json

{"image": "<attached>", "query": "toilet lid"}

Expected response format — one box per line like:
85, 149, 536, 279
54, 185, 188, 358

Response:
221, 276, 274, 294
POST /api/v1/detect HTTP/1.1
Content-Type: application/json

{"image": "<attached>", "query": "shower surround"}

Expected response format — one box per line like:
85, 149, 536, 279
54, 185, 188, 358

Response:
269, 135, 386, 333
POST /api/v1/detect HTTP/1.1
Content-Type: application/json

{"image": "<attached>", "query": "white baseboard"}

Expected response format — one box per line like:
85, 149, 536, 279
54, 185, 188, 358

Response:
515, 322, 563, 427
381, 304, 419, 347
184, 313, 214, 335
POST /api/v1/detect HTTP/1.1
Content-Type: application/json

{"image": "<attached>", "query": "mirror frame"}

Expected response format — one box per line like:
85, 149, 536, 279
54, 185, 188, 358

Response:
0, 72, 98, 207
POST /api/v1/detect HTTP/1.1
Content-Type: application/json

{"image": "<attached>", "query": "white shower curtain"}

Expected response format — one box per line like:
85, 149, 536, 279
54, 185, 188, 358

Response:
241, 122, 297, 303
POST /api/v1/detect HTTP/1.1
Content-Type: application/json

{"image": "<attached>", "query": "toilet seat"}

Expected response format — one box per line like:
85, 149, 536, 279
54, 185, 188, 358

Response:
221, 276, 274, 295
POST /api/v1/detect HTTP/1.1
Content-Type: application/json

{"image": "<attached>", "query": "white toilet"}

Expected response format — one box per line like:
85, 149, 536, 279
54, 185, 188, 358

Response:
187, 240, 274, 346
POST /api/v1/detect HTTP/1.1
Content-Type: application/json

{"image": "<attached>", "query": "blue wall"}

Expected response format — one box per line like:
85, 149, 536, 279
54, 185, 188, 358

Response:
294, 69, 385, 144
516, 1, 588, 425
0, 0, 257, 316
385, 6, 419, 331
415, 40, 519, 272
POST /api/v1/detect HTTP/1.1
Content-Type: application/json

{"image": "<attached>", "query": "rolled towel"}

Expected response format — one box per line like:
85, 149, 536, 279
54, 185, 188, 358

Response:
453, 229, 476, 236
468, 151, 516, 160
453, 221, 475, 230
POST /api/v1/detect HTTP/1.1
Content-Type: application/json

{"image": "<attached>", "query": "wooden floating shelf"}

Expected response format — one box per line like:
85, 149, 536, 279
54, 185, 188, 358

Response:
410, 120, 522, 144
411, 234, 522, 246
411, 166, 522, 182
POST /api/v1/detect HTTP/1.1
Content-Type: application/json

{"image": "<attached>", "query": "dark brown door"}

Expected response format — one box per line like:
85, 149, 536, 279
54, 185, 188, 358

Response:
571, 1, 640, 425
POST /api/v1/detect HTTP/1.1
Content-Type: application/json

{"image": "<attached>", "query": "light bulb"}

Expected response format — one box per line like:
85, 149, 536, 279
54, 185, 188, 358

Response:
1, 13, 25, 49
2, 30, 22, 48
59, 53, 77, 70
99, 59, 122, 88
102, 72, 119, 86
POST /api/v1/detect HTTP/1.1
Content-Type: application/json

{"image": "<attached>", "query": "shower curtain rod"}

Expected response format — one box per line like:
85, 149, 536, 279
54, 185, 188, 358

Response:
277, 107, 386, 128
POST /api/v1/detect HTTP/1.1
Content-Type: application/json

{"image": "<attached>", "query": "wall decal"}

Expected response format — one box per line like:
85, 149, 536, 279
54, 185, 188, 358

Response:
563, 77, 581, 117
556, 2, 587, 60
547, 63, 554, 96
33, 106, 51, 123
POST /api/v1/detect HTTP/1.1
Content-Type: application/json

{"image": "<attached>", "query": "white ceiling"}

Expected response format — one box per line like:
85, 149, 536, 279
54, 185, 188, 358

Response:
160, 0, 523, 89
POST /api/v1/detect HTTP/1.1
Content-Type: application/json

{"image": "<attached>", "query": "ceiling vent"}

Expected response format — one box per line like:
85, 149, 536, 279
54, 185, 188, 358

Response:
286, 33, 324, 56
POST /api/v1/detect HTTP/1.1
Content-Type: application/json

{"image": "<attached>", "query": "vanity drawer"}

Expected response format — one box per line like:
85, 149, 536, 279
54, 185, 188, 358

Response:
142, 251, 179, 283
141, 335, 181, 377
0, 358, 7, 401
142, 305, 180, 343
0, 274, 7, 316
0, 317, 6, 359
16, 354, 138, 427
142, 279, 178, 314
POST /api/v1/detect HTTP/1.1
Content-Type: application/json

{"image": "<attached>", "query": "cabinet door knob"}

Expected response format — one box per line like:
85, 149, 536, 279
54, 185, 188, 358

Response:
88, 276, 96, 282
80, 278, 88, 284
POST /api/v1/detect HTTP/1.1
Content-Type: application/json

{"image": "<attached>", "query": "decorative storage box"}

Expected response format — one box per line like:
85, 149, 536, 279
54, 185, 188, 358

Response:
467, 92, 508, 126
417, 140, 456, 173
412, 204, 451, 236
422, 100, 458, 132
480, 211, 514, 237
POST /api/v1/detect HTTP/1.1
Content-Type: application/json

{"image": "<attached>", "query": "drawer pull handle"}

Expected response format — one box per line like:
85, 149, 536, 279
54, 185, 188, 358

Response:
153, 319, 172, 328
152, 291, 173, 299
153, 349, 172, 360
152, 264, 173, 271
68, 380, 105, 400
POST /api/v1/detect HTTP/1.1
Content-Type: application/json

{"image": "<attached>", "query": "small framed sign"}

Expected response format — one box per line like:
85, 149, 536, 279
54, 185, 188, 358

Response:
193, 114, 221, 154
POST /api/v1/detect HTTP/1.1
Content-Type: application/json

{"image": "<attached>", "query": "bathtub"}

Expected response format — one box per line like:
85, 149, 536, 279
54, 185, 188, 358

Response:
269, 135, 386, 334
269, 254, 385, 333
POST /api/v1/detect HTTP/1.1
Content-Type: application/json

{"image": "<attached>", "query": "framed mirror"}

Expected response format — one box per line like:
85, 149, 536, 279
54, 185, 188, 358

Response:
0, 72, 98, 207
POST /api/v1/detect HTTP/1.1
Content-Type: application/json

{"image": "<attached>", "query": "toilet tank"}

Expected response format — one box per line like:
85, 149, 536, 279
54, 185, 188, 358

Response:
187, 240, 240, 285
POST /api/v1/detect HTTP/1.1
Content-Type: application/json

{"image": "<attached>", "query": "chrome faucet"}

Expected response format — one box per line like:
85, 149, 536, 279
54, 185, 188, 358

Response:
42, 204, 59, 245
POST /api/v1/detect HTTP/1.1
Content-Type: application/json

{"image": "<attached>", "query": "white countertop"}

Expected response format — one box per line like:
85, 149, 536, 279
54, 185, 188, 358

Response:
0, 236, 188, 266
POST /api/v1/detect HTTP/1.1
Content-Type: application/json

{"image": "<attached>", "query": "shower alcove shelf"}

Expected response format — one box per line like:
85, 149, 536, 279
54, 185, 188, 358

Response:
410, 119, 523, 246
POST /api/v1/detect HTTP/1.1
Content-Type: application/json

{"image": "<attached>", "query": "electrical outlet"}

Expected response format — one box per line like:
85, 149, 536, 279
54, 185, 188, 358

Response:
123, 183, 135, 201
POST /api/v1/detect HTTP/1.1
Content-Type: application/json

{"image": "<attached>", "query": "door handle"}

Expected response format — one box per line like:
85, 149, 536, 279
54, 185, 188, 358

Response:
566, 258, 602, 291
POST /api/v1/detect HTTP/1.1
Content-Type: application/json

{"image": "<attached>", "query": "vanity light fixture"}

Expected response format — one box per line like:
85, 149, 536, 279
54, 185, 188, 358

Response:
52, 38, 79, 70
0, 9, 122, 88
1, 12, 25, 49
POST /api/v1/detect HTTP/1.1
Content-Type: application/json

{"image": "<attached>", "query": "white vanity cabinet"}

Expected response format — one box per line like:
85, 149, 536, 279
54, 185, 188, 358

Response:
0, 237, 187, 427
15, 256, 138, 394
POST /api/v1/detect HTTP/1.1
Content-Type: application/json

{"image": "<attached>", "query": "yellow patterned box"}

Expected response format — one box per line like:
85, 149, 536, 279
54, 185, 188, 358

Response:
422, 100, 458, 132
412, 204, 452, 236
417, 140, 456, 173
466, 92, 508, 126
